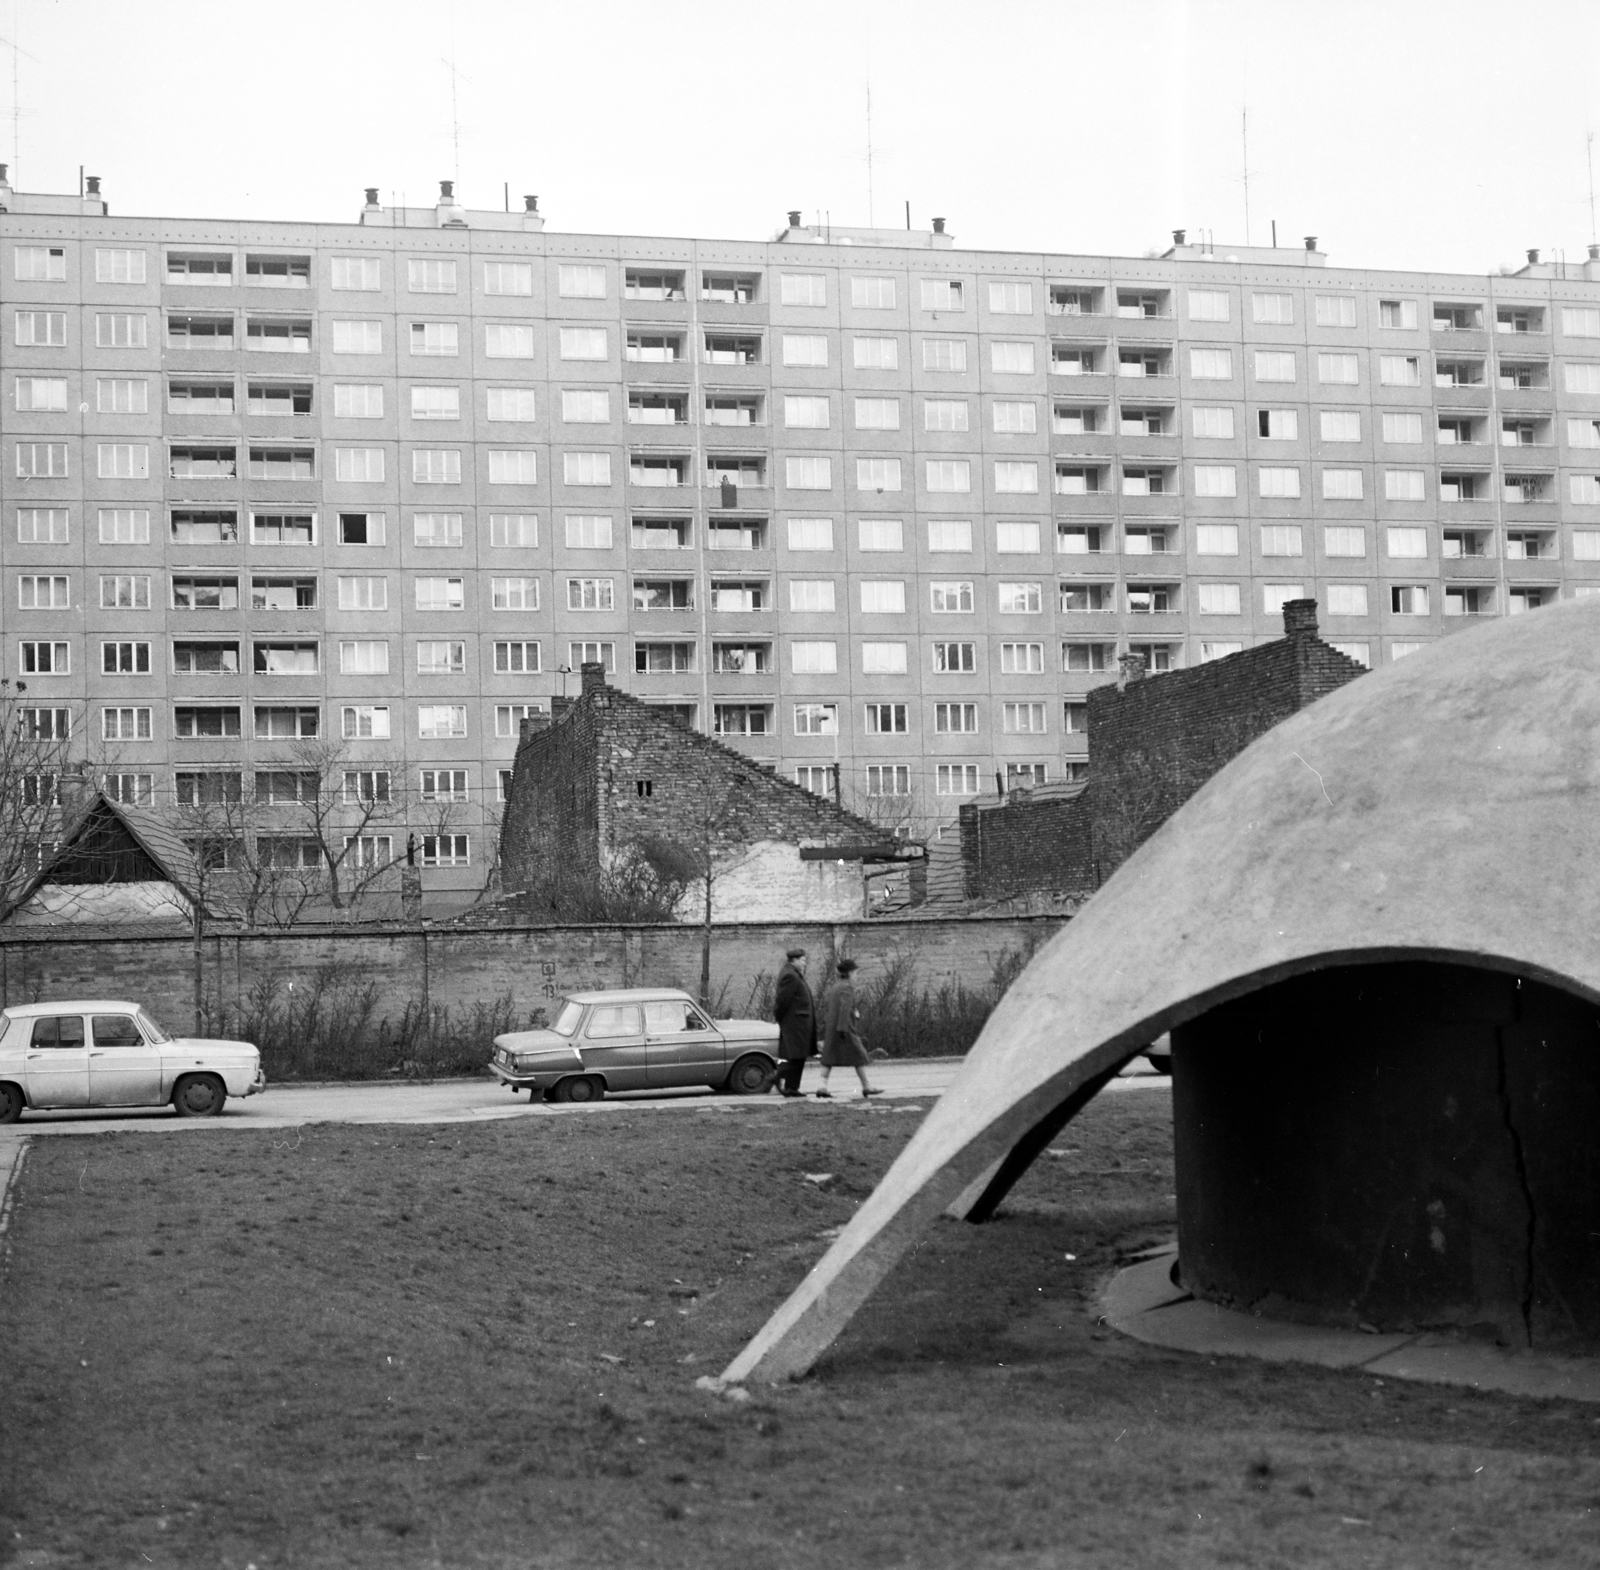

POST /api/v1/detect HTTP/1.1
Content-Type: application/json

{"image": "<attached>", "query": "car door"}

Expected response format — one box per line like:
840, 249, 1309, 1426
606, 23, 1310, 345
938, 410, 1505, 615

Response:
644, 999, 725, 1087
580, 1004, 649, 1091
22, 1014, 91, 1108
89, 1013, 166, 1107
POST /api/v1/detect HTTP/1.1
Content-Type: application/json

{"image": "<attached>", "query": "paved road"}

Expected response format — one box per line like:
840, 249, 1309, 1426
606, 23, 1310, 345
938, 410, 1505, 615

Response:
0, 1057, 1166, 1139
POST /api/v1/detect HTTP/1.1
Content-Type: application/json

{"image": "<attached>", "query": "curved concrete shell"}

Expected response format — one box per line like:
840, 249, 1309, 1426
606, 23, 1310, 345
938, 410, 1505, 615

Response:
724, 598, 1600, 1383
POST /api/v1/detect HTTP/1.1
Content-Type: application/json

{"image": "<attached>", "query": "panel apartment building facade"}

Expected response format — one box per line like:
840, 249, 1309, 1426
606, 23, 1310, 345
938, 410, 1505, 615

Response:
5, 172, 1600, 906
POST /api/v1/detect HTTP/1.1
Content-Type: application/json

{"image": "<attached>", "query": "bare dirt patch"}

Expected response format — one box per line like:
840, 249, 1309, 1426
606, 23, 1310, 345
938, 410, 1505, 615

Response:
1, 1092, 1597, 1568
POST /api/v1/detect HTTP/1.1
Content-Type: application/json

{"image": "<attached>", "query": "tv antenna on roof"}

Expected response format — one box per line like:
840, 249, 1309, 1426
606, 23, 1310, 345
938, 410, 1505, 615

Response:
0, 23, 40, 186
1588, 130, 1597, 248
441, 55, 472, 185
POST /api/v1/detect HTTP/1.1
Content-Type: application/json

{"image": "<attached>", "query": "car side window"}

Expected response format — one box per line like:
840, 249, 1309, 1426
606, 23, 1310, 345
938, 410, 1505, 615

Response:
30, 1015, 86, 1049
586, 1004, 643, 1040
645, 1001, 709, 1033
93, 1015, 144, 1048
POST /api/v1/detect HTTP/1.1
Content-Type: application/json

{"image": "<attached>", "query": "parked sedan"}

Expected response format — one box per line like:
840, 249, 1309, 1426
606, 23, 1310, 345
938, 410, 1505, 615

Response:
0, 1000, 265, 1123
490, 989, 779, 1102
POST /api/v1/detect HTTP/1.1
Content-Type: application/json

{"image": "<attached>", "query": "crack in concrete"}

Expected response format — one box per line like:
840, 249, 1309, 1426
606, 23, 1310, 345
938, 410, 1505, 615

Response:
1495, 1021, 1538, 1349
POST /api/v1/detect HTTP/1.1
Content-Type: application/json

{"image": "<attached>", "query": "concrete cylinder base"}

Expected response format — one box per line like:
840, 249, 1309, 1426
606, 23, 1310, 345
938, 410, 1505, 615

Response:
1172, 962, 1600, 1352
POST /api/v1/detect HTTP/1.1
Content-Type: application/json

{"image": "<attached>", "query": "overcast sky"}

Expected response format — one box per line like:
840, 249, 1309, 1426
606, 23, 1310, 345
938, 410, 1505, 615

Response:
7, 0, 1600, 275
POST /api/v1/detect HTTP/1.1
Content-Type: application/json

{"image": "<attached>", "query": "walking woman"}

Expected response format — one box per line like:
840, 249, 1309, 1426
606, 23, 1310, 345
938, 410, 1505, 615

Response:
816, 957, 881, 1100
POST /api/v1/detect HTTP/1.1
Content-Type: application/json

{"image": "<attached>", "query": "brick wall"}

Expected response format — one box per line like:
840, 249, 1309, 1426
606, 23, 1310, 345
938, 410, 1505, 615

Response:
0, 914, 1066, 1044
501, 666, 895, 920
960, 602, 1365, 898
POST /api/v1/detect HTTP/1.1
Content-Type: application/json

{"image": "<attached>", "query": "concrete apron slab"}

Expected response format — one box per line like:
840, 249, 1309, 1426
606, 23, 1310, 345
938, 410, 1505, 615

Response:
0, 1137, 29, 1250
1103, 1247, 1600, 1405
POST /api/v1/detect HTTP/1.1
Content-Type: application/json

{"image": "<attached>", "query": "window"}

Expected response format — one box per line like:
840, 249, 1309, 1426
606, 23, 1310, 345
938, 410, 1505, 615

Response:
337, 705, 390, 741
917, 399, 970, 436
1322, 468, 1364, 500
634, 641, 691, 674
1182, 407, 1232, 443
19, 640, 70, 675
935, 704, 980, 737
169, 576, 235, 610
21, 508, 71, 543
930, 581, 973, 613
95, 313, 147, 351
781, 273, 826, 306
173, 707, 241, 739
339, 640, 389, 675
482, 387, 537, 423
1194, 524, 1238, 556
551, 262, 606, 299
786, 517, 833, 551
792, 703, 838, 739
254, 705, 319, 739
1385, 470, 1425, 501
856, 458, 902, 494
1126, 584, 1175, 614
17, 443, 68, 479
1377, 299, 1418, 330
249, 447, 315, 481
781, 334, 828, 369
557, 326, 606, 361
1052, 346, 1098, 376
1254, 351, 1295, 383
1192, 464, 1237, 498
992, 461, 1038, 495
10, 247, 64, 284
565, 576, 614, 611
1197, 583, 1240, 615
1187, 289, 1229, 322
1315, 294, 1357, 328
774, 394, 829, 431
17, 574, 68, 609
923, 338, 968, 372
987, 281, 1032, 314
13, 375, 67, 413
403, 385, 460, 422
408, 450, 459, 486
859, 579, 906, 613
1328, 585, 1369, 616
991, 522, 1037, 555
334, 448, 385, 483
788, 580, 836, 615
173, 640, 240, 675
101, 640, 151, 674
854, 336, 899, 370
993, 581, 1040, 616
251, 576, 315, 610
932, 641, 976, 672
555, 514, 610, 552
250, 512, 314, 545
1317, 353, 1359, 385
1314, 409, 1359, 443
789, 640, 837, 675
1189, 348, 1233, 380
488, 450, 539, 485
860, 703, 908, 737
1002, 702, 1047, 734
1387, 527, 1428, 558
414, 576, 465, 611
416, 705, 467, 740
1390, 586, 1429, 616
1380, 356, 1421, 386
408, 321, 458, 357
1250, 292, 1293, 325
1000, 642, 1045, 674
491, 577, 538, 610
924, 520, 971, 554
921, 279, 964, 311
712, 704, 770, 737
865, 765, 911, 798
1257, 408, 1298, 441
991, 341, 1035, 375
1571, 475, 1600, 506
336, 575, 387, 611
324, 257, 379, 293
1260, 525, 1303, 556
245, 317, 311, 353
861, 642, 907, 674
1258, 466, 1301, 499
101, 707, 153, 744
1377, 411, 1421, 446
785, 456, 832, 491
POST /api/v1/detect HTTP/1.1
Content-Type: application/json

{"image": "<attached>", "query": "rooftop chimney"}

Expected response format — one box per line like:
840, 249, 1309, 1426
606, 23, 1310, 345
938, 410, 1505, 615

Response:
1528, 248, 1541, 265
440, 179, 454, 199
364, 186, 380, 207
931, 216, 946, 234
1282, 598, 1319, 641
436, 179, 467, 228
1304, 235, 1317, 252
1590, 244, 1599, 262
1172, 228, 1186, 246
1117, 652, 1148, 691
524, 194, 538, 213
518, 713, 551, 740
85, 175, 100, 196
580, 661, 607, 697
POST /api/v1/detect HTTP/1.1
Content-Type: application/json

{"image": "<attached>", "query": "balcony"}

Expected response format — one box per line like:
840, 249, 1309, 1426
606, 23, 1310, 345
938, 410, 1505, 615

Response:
1048, 286, 1104, 317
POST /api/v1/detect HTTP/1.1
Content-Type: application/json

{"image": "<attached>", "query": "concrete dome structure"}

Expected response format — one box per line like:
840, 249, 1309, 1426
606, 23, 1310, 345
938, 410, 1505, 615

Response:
725, 597, 1600, 1383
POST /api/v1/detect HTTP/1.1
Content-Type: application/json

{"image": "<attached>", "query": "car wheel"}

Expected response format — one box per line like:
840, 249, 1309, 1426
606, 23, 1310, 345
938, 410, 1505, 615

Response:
173, 1073, 227, 1118
726, 1054, 776, 1095
554, 1075, 603, 1104
0, 1082, 23, 1124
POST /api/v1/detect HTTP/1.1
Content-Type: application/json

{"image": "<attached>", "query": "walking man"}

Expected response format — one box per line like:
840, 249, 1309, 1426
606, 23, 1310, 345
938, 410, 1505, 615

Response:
772, 946, 817, 1098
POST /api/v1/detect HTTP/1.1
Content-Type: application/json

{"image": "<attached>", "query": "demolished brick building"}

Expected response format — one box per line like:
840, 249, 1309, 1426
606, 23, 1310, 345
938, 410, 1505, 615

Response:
501, 664, 921, 921
960, 601, 1366, 901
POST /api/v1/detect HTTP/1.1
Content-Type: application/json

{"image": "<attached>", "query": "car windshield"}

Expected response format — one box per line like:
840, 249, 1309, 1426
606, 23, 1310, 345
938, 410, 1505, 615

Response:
550, 1000, 584, 1038
136, 1008, 172, 1044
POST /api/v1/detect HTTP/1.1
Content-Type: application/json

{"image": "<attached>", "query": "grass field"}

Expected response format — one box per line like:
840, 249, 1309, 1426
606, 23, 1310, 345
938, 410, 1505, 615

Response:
2, 1091, 1598, 1568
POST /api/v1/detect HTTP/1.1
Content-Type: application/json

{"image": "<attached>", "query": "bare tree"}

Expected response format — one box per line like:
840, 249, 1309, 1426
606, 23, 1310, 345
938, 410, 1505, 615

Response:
0, 679, 76, 921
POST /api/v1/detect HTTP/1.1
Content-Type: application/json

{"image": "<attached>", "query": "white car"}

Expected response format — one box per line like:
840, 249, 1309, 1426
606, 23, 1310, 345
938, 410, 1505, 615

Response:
0, 1000, 265, 1122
